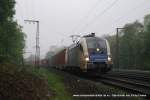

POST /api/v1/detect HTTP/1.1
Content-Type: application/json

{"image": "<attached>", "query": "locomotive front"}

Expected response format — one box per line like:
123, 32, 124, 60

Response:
79, 34, 112, 72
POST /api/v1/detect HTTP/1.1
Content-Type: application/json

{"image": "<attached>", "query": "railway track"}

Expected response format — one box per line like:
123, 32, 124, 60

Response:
47, 67, 150, 98
64, 69, 150, 98
96, 70, 150, 97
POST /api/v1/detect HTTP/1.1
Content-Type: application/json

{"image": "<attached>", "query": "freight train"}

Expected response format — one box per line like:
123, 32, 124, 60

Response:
48, 33, 113, 73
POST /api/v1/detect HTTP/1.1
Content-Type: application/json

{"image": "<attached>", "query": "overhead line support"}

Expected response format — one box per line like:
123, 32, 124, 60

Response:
24, 20, 40, 68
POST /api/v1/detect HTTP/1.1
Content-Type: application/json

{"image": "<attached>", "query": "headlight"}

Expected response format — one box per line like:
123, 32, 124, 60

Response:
108, 56, 112, 61
85, 57, 89, 61
96, 48, 100, 52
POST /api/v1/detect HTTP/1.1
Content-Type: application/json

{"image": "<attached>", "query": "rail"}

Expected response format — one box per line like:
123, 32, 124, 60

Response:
97, 70, 150, 97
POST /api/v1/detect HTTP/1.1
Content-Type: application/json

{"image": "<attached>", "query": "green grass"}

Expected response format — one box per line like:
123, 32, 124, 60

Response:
30, 67, 72, 100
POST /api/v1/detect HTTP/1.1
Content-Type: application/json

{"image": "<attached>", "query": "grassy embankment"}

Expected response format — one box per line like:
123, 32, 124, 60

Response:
0, 63, 72, 100
30, 67, 72, 100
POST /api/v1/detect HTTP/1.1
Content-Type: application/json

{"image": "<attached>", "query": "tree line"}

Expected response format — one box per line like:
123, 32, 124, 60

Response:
0, 0, 25, 64
107, 14, 150, 70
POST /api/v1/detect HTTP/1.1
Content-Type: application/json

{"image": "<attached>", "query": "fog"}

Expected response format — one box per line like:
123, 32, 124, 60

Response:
14, 0, 150, 58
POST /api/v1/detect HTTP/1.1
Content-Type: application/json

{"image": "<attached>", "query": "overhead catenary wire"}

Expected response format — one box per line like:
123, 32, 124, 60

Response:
78, 0, 119, 33
105, 0, 150, 35
124, 2, 150, 21
24, 0, 31, 19
69, 0, 104, 35
25, 0, 34, 19
31, 0, 36, 20
102, 3, 150, 36
107, 0, 149, 28
118, 6, 150, 25
99, 0, 150, 35
16, 1, 24, 24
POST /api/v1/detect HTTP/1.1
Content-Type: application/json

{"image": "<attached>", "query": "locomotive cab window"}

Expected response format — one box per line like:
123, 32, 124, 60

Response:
86, 37, 107, 49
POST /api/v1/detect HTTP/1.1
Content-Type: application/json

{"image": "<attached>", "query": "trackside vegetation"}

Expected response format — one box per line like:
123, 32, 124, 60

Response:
106, 14, 150, 70
0, 64, 50, 100
0, 0, 25, 64
30, 67, 72, 100
0, 64, 72, 100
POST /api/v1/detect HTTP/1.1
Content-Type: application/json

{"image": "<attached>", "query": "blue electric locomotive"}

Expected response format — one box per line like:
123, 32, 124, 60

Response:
66, 33, 112, 73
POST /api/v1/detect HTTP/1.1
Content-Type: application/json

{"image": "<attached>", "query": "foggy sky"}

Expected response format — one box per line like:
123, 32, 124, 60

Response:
14, 0, 150, 58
